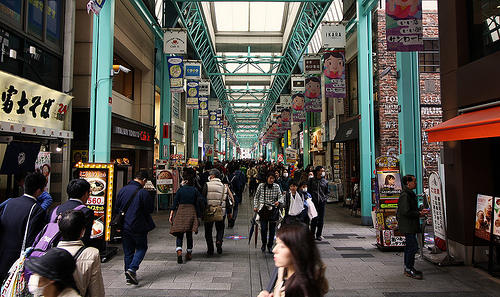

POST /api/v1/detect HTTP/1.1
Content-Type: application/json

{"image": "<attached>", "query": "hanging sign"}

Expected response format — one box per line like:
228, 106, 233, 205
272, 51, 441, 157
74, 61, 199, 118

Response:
204, 144, 214, 157
156, 169, 175, 194
323, 51, 346, 98
208, 99, 219, 111
209, 111, 218, 127
186, 80, 199, 109
198, 97, 208, 118
291, 76, 305, 93
303, 55, 322, 74
429, 172, 446, 241
291, 93, 306, 122
184, 62, 202, 79
280, 94, 292, 108
199, 81, 210, 96
322, 23, 346, 48
163, 29, 187, 54
167, 56, 184, 93
305, 75, 322, 112
386, 0, 423, 51
310, 127, 323, 151
375, 156, 402, 209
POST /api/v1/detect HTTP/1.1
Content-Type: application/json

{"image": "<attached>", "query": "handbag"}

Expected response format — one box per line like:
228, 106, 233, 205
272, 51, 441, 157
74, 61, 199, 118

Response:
258, 204, 279, 222
111, 186, 141, 231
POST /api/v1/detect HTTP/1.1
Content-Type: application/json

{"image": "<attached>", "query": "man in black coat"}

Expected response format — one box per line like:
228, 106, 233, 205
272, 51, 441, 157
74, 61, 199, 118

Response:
307, 166, 329, 241
114, 170, 155, 286
397, 175, 426, 279
0, 173, 47, 281
56, 179, 94, 246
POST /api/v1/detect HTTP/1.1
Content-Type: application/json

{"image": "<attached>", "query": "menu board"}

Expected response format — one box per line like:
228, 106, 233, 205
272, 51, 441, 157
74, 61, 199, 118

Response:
156, 169, 175, 194
375, 156, 402, 209
75, 163, 114, 242
475, 194, 494, 241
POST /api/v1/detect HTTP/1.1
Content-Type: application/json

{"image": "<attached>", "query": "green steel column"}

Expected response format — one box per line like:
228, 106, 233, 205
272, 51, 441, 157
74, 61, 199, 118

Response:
225, 134, 229, 161
209, 127, 214, 162
159, 53, 172, 160
303, 113, 311, 168
357, 0, 376, 226
397, 52, 423, 194
89, 0, 115, 162
191, 109, 199, 159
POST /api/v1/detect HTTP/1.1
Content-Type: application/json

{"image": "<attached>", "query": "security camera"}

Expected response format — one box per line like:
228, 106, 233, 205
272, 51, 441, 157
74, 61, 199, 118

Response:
111, 64, 131, 76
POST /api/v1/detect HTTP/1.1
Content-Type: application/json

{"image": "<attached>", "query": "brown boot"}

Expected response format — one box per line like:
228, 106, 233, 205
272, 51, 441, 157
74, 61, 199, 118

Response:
177, 250, 183, 264
185, 251, 192, 262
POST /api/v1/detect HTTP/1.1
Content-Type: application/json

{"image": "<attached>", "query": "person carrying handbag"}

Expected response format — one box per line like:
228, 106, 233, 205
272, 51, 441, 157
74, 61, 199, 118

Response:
253, 172, 282, 253
202, 169, 233, 256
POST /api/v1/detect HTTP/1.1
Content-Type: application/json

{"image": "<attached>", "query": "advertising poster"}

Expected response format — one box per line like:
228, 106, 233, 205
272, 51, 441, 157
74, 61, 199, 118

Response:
291, 93, 306, 122
204, 144, 214, 157
386, 0, 423, 52
167, 56, 184, 93
199, 81, 210, 96
209, 111, 218, 127
156, 169, 175, 194
493, 197, 500, 238
305, 75, 322, 112
35, 152, 51, 192
186, 80, 199, 109
310, 127, 323, 151
291, 76, 305, 93
475, 194, 494, 241
184, 62, 201, 79
281, 108, 291, 130
199, 97, 208, 118
72, 150, 88, 164
323, 51, 346, 98
321, 23, 346, 48
429, 172, 446, 240
75, 163, 115, 242
303, 55, 322, 74
375, 156, 401, 209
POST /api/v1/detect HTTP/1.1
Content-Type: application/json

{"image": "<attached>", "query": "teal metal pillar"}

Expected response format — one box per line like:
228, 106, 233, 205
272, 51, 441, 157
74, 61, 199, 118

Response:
357, 0, 377, 226
397, 52, 423, 194
159, 53, 172, 161
209, 127, 214, 162
225, 134, 229, 161
191, 109, 199, 159
303, 113, 311, 168
89, 0, 115, 162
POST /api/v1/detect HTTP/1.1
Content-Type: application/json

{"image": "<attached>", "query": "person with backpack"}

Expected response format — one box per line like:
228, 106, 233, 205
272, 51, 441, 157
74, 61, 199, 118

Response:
57, 210, 105, 296
57, 179, 94, 245
114, 170, 155, 285
281, 180, 308, 225
228, 164, 246, 228
0, 172, 47, 282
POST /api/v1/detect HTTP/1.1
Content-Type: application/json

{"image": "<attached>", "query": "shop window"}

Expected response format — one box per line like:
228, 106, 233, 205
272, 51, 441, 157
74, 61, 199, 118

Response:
418, 39, 440, 73
112, 54, 134, 100
469, 0, 500, 61
0, 0, 23, 29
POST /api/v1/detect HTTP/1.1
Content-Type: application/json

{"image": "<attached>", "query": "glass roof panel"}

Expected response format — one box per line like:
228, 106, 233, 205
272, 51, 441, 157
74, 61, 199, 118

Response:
214, 2, 249, 31
250, 3, 284, 32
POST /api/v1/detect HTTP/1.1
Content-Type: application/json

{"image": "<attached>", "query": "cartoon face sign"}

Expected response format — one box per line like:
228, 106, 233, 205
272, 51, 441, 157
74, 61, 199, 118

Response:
277, 115, 282, 127
305, 77, 321, 99
323, 52, 344, 79
292, 94, 305, 111
387, 0, 419, 19
282, 109, 291, 122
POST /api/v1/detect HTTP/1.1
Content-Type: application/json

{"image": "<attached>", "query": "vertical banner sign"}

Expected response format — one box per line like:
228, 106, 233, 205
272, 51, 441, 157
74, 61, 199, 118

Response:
209, 111, 218, 126
291, 93, 306, 122
35, 152, 51, 192
163, 29, 187, 54
208, 99, 219, 111
323, 51, 346, 98
321, 23, 346, 48
198, 97, 208, 118
303, 55, 322, 74
475, 194, 494, 241
305, 75, 322, 112
291, 76, 305, 93
186, 80, 199, 109
167, 56, 184, 93
429, 172, 446, 241
184, 62, 202, 79
386, 0, 423, 51
199, 81, 210, 96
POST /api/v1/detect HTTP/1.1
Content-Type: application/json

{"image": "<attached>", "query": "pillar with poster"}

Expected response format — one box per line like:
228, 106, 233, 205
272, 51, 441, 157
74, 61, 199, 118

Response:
74, 162, 117, 261
374, 156, 405, 250
155, 159, 180, 210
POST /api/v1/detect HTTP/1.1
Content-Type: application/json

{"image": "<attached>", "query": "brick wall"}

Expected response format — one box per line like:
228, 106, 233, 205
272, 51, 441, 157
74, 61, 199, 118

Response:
376, 9, 442, 187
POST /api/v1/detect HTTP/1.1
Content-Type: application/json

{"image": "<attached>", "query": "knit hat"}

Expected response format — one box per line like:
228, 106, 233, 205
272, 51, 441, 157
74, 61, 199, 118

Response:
26, 248, 77, 285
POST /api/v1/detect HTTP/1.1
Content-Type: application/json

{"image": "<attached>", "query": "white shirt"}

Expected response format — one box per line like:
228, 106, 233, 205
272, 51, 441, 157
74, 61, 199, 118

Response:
289, 192, 304, 216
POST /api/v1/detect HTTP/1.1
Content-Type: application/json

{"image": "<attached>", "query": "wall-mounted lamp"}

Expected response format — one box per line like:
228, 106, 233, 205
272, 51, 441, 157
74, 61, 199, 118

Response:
56, 139, 65, 152
111, 64, 131, 76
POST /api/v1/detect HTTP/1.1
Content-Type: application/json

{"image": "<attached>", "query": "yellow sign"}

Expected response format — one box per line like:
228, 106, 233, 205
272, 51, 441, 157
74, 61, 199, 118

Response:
0, 70, 72, 130
187, 158, 198, 166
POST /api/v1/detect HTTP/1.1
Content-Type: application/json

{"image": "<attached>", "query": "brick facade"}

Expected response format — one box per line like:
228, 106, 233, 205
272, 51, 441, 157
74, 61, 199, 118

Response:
375, 9, 442, 186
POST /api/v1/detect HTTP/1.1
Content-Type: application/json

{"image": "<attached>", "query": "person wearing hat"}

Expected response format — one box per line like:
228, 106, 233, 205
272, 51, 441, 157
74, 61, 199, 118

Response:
26, 248, 81, 297
307, 166, 329, 241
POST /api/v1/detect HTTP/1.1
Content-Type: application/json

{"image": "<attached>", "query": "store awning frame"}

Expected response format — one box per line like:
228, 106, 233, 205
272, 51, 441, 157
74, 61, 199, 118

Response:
333, 118, 359, 143
425, 105, 500, 143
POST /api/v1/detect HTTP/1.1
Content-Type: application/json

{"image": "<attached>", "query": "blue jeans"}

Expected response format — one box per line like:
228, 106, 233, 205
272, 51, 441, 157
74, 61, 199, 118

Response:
310, 200, 326, 238
404, 233, 419, 269
122, 231, 148, 273
176, 232, 193, 252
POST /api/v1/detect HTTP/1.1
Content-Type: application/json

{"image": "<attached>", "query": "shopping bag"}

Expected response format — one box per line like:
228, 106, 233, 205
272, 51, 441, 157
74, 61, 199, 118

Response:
306, 198, 318, 220
0, 248, 32, 297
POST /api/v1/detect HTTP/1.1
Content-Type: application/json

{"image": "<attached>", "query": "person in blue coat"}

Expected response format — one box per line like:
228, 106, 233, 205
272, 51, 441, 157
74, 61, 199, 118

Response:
114, 170, 155, 286
0, 172, 48, 282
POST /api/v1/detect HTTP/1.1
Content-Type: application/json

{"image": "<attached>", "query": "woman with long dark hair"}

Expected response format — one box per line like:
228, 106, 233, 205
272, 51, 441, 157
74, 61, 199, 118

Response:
258, 223, 328, 297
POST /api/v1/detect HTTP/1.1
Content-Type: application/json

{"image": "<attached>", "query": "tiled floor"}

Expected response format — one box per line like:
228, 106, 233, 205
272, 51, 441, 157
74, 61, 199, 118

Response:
102, 189, 500, 296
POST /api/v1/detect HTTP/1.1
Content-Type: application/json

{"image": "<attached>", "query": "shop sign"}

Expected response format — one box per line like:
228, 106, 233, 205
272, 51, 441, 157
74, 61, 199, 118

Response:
164, 29, 187, 54
184, 62, 202, 79
187, 158, 198, 166
279, 95, 292, 108
156, 169, 178, 194
204, 144, 213, 157
291, 93, 306, 123
72, 150, 89, 163
277, 154, 284, 163
322, 23, 346, 48
113, 126, 152, 142
172, 118, 185, 143
35, 152, 51, 192
199, 81, 210, 96
375, 156, 402, 209
167, 56, 184, 93
198, 97, 208, 118
305, 75, 322, 112
0, 141, 41, 175
186, 80, 199, 109
291, 76, 305, 93
208, 99, 219, 111
386, 0, 423, 51
323, 51, 346, 98
303, 55, 322, 74
429, 172, 446, 240
475, 194, 494, 241
0, 70, 72, 131
209, 111, 218, 127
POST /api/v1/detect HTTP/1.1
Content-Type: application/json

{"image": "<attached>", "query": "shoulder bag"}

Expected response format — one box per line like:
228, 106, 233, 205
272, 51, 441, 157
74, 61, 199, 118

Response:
110, 186, 141, 231
203, 185, 224, 222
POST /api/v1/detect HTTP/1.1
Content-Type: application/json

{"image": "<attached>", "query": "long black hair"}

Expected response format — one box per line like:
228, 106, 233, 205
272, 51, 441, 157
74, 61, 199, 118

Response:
276, 223, 328, 297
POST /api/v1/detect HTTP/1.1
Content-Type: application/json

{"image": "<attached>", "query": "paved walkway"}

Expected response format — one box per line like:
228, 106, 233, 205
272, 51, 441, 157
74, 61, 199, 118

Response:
102, 189, 500, 296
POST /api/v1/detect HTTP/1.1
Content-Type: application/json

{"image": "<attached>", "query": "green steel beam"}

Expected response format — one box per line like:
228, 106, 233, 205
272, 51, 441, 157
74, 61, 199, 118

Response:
130, 0, 162, 39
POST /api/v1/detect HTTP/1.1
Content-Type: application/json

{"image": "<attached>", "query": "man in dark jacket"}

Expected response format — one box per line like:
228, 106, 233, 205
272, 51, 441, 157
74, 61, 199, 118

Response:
228, 164, 246, 228
397, 175, 426, 279
308, 166, 329, 241
115, 170, 155, 285
57, 179, 94, 246
0, 173, 47, 281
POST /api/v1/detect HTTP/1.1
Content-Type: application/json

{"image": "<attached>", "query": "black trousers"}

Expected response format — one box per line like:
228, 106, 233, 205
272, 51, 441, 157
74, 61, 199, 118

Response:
310, 200, 326, 238
260, 219, 277, 248
404, 233, 419, 269
204, 217, 225, 252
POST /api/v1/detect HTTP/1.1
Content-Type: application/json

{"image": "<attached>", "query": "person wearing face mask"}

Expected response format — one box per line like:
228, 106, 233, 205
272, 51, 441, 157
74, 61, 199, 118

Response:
26, 248, 81, 297
281, 181, 308, 225
307, 166, 329, 241
254, 172, 282, 253
277, 170, 292, 196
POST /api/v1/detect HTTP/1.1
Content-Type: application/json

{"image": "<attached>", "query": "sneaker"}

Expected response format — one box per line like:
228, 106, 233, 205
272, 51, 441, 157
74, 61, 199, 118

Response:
216, 243, 223, 254
404, 268, 423, 279
125, 270, 138, 285
177, 250, 183, 264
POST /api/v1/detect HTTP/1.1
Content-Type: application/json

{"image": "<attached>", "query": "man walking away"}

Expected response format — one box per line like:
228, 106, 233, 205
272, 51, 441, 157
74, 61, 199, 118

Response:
247, 165, 258, 197
57, 179, 94, 246
228, 164, 246, 228
0, 172, 47, 281
397, 175, 426, 279
115, 170, 155, 285
308, 166, 329, 241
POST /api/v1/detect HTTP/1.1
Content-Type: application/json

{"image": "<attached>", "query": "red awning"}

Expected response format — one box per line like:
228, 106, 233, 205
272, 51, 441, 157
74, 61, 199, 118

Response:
426, 105, 500, 142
